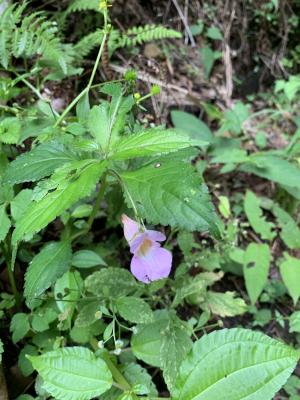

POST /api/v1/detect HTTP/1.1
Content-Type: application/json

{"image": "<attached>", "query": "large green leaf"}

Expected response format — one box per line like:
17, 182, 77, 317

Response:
12, 160, 106, 244
242, 154, 300, 190
110, 129, 207, 160
28, 347, 112, 400
120, 161, 221, 237
243, 243, 270, 304
85, 268, 138, 298
24, 241, 72, 309
173, 328, 299, 400
272, 204, 300, 249
280, 254, 300, 305
3, 142, 78, 185
171, 111, 213, 143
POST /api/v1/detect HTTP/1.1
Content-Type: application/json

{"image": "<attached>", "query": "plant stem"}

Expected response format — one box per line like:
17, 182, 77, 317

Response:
54, 12, 109, 128
101, 351, 132, 391
87, 172, 108, 230
0, 241, 21, 309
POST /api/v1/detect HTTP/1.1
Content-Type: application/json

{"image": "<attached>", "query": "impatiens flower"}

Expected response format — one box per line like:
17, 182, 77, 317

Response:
121, 214, 172, 283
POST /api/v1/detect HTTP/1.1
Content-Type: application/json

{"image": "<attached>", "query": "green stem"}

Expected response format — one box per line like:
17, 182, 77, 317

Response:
54, 12, 109, 128
70, 172, 108, 242
87, 172, 108, 230
101, 352, 131, 391
1, 241, 21, 309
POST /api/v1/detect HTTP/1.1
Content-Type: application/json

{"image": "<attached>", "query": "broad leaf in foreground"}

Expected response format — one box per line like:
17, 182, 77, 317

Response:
12, 161, 106, 244
3, 141, 78, 185
24, 241, 72, 308
120, 161, 221, 237
110, 129, 207, 160
28, 347, 112, 400
173, 328, 299, 400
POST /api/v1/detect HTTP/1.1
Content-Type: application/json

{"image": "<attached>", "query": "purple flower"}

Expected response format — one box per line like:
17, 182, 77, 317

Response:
122, 214, 172, 283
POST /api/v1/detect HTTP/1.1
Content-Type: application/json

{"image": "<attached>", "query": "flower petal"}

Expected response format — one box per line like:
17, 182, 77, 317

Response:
147, 230, 166, 242
121, 214, 140, 242
130, 246, 172, 283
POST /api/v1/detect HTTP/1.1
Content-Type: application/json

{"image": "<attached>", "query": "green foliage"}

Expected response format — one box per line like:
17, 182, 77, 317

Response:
0, 2, 74, 74
244, 190, 275, 240
12, 160, 107, 244
3, 142, 79, 185
110, 128, 206, 160
28, 347, 113, 400
173, 329, 300, 400
171, 110, 213, 143
115, 297, 153, 324
244, 243, 271, 305
24, 241, 72, 308
279, 254, 300, 305
121, 160, 221, 236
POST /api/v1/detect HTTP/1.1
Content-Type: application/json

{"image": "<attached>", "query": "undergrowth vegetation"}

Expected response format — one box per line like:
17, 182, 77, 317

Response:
1, 0, 300, 399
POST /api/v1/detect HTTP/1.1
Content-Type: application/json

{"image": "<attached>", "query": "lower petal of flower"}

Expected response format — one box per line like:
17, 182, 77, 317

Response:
130, 246, 172, 283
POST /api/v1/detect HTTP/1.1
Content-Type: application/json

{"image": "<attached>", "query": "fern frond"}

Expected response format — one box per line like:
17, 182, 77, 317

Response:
0, 2, 74, 75
66, 0, 101, 14
73, 29, 103, 61
118, 25, 182, 48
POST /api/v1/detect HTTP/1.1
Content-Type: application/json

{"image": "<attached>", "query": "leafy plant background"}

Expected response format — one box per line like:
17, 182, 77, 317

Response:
1, 0, 300, 399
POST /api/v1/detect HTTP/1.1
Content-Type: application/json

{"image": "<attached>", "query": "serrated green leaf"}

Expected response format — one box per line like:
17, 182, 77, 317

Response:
28, 347, 112, 400
0, 204, 11, 242
280, 254, 300, 305
171, 111, 213, 143
10, 189, 33, 222
173, 328, 300, 400
10, 313, 30, 343
110, 128, 207, 160
3, 141, 79, 185
116, 297, 153, 324
120, 161, 221, 236
244, 243, 270, 304
160, 319, 192, 392
12, 160, 106, 244
0, 117, 21, 144
85, 268, 137, 298
244, 190, 275, 240
201, 291, 247, 317
24, 241, 72, 308
72, 250, 107, 269
131, 310, 169, 367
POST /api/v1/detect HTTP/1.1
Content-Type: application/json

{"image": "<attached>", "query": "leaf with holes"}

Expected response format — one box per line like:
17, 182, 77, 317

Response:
173, 328, 300, 400
243, 243, 271, 304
